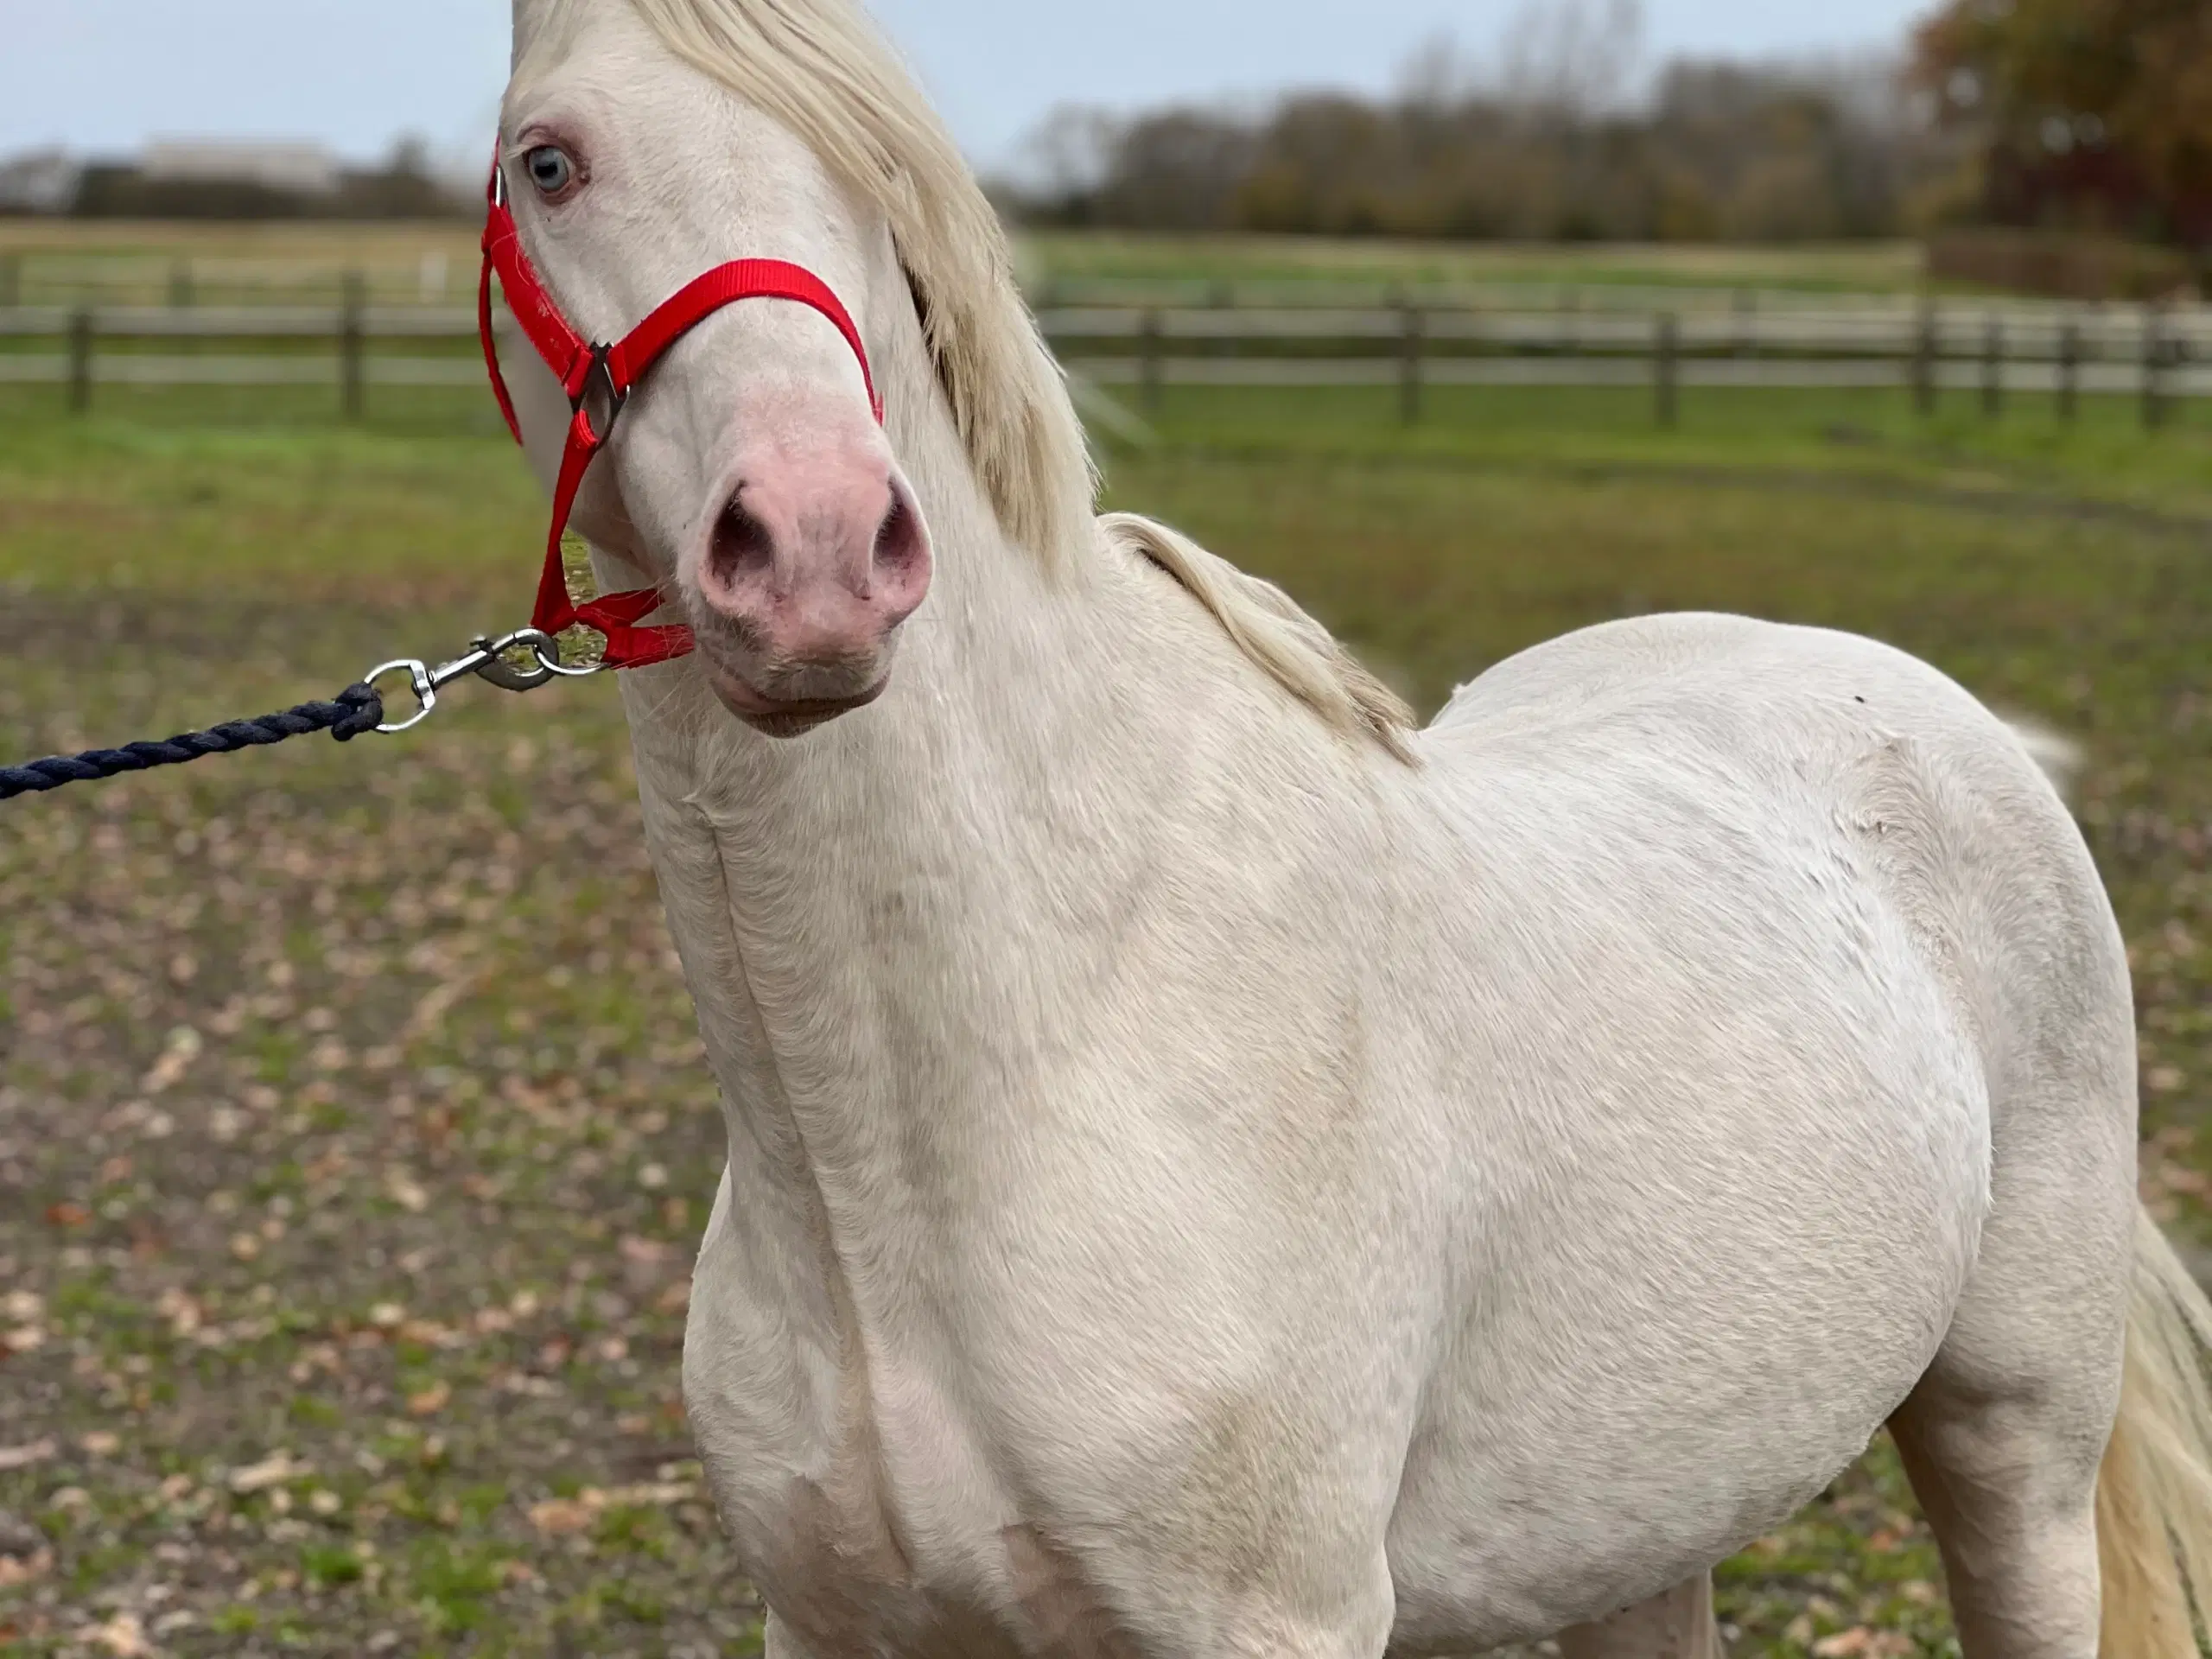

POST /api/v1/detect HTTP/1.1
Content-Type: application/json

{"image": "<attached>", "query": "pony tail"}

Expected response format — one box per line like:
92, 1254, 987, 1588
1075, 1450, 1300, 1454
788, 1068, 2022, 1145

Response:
2097, 1207, 2212, 1657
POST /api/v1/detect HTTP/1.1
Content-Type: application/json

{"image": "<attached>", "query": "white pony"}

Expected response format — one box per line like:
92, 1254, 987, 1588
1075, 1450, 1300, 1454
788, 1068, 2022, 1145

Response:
495, 3, 2212, 1652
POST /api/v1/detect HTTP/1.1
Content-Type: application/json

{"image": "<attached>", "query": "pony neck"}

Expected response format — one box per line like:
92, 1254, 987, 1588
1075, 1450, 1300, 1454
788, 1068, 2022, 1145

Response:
612, 249, 1178, 996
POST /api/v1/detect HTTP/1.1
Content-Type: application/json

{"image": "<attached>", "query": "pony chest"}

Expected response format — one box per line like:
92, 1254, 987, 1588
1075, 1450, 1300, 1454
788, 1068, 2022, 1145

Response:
683, 1268, 1033, 1651
706, 1407, 1128, 1659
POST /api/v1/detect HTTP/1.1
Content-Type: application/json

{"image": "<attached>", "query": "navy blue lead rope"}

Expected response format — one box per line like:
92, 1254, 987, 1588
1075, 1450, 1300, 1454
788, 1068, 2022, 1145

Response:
0, 683, 386, 801
3, 628, 600, 803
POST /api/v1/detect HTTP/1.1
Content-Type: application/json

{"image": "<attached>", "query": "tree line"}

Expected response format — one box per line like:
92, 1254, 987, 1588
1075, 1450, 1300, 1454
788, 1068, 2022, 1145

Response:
1003, 0, 2211, 255
1915, 0, 2210, 248
70, 143, 465, 221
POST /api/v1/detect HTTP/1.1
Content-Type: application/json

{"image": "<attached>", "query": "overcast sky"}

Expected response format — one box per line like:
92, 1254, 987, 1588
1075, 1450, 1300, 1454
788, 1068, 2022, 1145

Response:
3, 0, 1935, 172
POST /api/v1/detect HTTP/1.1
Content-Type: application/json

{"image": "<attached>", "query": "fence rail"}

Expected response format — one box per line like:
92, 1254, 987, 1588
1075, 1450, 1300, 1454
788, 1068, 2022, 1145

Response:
2, 300, 2203, 425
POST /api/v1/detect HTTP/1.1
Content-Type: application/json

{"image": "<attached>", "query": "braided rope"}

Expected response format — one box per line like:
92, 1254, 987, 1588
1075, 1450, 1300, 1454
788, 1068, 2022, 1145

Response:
0, 683, 385, 802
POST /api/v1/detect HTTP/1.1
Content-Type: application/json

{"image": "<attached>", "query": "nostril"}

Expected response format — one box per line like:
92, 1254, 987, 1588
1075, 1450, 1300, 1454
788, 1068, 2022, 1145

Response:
708, 492, 776, 591
870, 486, 930, 597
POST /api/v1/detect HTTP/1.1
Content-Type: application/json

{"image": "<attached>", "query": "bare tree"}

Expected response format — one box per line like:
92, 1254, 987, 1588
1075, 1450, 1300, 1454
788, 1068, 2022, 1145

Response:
1497, 0, 1647, 118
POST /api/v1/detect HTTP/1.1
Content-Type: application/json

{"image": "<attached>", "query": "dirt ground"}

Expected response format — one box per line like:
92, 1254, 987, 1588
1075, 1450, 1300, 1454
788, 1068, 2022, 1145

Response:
3, 390, 2209, 1656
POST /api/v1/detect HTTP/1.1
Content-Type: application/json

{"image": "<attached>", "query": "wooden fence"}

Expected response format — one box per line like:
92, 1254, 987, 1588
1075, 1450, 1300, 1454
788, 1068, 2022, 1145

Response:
2, 295, 2208, 428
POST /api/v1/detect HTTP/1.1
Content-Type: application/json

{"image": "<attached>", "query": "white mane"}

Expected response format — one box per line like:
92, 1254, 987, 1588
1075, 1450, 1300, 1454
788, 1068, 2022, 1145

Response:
518, 0, 1414, 759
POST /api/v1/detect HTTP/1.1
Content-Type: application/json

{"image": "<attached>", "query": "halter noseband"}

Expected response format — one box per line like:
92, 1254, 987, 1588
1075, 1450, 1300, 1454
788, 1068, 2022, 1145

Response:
478, 156, 885, 671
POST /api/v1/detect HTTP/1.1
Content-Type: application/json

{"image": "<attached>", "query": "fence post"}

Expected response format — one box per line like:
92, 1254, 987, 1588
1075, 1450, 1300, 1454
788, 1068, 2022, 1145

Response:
1981, 315, 2004, 420
1655, 312, 1679, 429
2057, 315, 2080, 425
1400, 303, 1424, 425
2142, 304, 2167, 432
1912, 302, 1938, 416
340, 270, 366, 422
0, 253, 19, 311
68, 307, 93, 415
168, 257, 194, 309
1733, 287, 1756, 359
1139, 307, 1163, 416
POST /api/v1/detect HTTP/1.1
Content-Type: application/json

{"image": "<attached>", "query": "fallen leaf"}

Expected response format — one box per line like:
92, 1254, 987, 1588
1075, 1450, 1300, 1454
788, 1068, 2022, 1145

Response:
605, 1481, 693, 1507
91, 1611, 153, 1657
142, 1026, 203, 1095
228, 1452, 312, 1494
0, 1548, 52, 1588
79, 1433, 119, 1458
0, 1441, 56, 1473
1814, 1631, 1912, 1659
526, 1497, 595, 1536
155, 1288, 200, 1337
44, 1203, 90, 1230
406, 1382, 452, 1417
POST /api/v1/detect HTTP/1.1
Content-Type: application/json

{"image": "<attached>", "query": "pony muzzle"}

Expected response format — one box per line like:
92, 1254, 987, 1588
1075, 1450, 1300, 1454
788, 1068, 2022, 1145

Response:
689, 442, 932, 734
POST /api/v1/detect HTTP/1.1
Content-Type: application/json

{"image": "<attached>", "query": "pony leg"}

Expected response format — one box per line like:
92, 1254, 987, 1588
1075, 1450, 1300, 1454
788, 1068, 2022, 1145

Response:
1884, 1156, 2131, 1656
1886, 1400, 2101, 1657
1555, 1573, 1724, 1659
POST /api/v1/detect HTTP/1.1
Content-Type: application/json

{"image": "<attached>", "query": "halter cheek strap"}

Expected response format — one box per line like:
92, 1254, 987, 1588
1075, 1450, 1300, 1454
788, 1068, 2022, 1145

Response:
478, 158, 885, 671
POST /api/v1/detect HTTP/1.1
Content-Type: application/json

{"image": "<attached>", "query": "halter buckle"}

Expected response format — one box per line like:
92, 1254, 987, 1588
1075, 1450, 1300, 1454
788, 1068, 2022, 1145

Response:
572, 344, 630, 444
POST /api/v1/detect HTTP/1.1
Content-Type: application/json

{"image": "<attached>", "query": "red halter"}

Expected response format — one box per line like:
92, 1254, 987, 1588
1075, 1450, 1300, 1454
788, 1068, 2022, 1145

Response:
478, 158, 885, 670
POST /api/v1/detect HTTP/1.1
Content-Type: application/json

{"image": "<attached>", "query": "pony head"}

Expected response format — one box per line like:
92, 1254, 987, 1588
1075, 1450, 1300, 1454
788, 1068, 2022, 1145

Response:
499, 0, 1090, 735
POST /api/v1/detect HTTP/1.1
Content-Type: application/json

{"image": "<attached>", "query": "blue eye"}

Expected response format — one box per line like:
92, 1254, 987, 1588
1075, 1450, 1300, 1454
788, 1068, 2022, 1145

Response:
526, 146, 576, 195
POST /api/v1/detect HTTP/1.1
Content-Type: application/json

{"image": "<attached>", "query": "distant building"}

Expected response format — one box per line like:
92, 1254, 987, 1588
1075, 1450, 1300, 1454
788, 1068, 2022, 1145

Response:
142, 140, 342, 199
0, 149, 82, 214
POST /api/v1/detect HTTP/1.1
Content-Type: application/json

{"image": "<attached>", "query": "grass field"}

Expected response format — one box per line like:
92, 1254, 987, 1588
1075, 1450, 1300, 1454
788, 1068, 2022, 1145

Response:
0, 222, 1929, 305
1, 367, 2209, 1658
1021, 232, 1928, 296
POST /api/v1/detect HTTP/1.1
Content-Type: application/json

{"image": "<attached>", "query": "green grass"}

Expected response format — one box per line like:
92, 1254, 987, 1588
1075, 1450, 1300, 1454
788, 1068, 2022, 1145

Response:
1023, 231, 1927, 296
1109, 381, 2212, 519
0, 374, 2207, 1656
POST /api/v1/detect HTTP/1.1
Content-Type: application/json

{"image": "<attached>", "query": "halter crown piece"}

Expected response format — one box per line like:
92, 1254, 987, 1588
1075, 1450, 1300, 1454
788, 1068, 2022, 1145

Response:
478, 155, 886, 670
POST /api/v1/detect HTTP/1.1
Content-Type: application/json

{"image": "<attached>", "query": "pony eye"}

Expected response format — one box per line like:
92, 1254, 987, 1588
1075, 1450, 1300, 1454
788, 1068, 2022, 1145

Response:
525, 146, 576, 196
